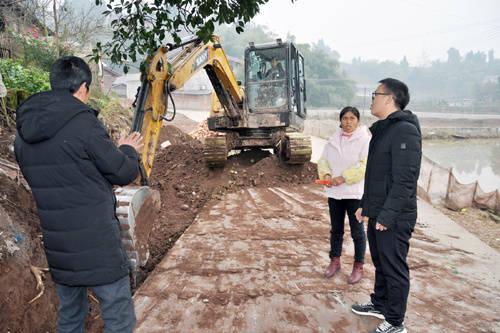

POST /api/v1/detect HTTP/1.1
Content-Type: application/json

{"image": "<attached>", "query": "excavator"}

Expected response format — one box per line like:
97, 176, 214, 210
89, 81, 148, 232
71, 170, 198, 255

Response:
115, 35, 312, 281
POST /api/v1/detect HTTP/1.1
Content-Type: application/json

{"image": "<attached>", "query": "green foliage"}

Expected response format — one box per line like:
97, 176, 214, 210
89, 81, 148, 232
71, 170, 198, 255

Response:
296, 43, 355, 107
11, 26, 74, 72
4, 89, 30, 120
92, 0, 293, 72
215, 23, 275, 81
0, 58, 50, 94
89, 80, 122, 117
215, 23, 275, 58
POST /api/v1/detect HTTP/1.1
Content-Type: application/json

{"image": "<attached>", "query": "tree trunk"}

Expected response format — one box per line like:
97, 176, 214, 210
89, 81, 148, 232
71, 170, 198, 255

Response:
53, 0, 59, 58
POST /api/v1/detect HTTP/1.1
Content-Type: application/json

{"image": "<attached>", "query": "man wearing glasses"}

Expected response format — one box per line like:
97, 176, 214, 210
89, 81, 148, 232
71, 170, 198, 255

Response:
351, 78, 422, 333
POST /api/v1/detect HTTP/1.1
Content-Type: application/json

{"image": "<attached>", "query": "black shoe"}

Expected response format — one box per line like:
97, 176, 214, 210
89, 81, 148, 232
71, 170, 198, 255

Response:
351, 302, 385, 320
369, 320, 407, 333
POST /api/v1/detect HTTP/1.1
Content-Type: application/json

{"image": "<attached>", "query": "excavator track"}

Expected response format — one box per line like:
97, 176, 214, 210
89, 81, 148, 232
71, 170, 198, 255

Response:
282, 133, 312, 164
204, 135, 228, 167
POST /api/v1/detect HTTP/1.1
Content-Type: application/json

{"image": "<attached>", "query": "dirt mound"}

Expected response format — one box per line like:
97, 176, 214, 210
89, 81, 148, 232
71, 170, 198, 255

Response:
168, 112, 199, 134
0, 174, 59, 332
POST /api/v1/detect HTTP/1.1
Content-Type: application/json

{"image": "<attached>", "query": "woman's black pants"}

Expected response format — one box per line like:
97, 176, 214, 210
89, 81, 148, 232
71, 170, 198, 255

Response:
327, 198, 366, 263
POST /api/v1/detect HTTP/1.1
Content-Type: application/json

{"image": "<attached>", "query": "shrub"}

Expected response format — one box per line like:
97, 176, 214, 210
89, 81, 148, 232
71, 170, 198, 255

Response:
11, 25, 74, 72
0, 58, 50, 94
0, 59, 50, 94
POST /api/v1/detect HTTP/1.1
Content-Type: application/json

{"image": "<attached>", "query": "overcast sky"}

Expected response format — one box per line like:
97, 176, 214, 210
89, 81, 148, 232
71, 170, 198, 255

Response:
253, 0, 500, 65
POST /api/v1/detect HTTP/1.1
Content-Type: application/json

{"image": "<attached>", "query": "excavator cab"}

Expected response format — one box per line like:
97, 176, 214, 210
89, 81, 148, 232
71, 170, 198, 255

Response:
205, 38, 311, 167
245, 40, 307, 131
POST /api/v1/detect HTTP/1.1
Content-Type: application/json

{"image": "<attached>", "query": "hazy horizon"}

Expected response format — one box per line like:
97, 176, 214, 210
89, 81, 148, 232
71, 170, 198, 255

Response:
254, 0, 500, 66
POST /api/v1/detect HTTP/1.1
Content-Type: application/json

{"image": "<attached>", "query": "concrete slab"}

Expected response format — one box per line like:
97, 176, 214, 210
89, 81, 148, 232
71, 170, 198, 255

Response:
134, 185, 500, 332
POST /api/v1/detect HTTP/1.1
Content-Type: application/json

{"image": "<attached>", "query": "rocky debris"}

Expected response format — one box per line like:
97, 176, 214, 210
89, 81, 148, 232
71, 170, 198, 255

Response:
0, 128, 16, 164
189, 119, 219, 142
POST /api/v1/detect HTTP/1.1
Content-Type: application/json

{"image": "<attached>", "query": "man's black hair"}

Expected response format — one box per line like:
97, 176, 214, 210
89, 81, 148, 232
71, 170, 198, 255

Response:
379, 78, 409, 110
339, 106, 360, 121
49, 56, 92, 94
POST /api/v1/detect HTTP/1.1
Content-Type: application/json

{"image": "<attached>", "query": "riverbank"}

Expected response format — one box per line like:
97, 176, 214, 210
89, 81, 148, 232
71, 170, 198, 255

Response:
437, 206, 500, 251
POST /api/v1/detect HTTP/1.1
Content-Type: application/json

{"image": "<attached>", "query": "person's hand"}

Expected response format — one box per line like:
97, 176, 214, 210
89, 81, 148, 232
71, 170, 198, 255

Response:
324, 174, 333, 187
332, 176, 345, 186
355, 208, 366, 223
118, 132, 144, 152
375, 222, 387, 231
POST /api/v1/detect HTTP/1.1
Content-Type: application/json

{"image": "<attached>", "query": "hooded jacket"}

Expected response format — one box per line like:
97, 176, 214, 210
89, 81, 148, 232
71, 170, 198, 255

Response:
360, 110, 422, 229
14, 90, 139, 286
317, 125, 371, 200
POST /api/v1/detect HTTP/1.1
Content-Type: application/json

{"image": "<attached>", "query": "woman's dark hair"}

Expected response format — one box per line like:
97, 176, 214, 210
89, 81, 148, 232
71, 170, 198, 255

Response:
49, 56, 92, 93
339, 106, 360, 121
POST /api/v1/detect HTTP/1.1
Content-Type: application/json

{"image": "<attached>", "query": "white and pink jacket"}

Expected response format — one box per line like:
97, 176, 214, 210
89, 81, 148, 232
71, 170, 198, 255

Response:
317, 125, 371, 200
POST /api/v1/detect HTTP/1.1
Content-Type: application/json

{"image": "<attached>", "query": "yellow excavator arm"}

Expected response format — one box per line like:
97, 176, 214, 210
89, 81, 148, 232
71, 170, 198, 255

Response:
130, 35, 244, 183
117, 36, 312, 283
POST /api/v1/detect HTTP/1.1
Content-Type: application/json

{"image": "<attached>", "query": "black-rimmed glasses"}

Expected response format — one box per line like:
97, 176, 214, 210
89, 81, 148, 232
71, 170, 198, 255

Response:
371, 92, 392, 100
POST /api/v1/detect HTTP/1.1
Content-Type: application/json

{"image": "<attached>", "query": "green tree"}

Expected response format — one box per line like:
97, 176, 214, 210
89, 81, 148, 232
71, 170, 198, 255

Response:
93, 0, 294, 72
215, 23, 275, 58
296, 43, 355, 107
447, 47, 461, 65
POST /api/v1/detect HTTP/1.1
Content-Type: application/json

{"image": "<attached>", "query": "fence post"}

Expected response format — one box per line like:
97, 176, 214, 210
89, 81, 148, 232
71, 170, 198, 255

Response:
427, 168, 433, 194
445, 167, 452, 200
472, 181, 478, 208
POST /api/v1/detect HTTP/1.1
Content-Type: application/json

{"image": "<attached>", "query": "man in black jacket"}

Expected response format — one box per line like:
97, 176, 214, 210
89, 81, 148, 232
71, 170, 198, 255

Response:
15, 56, 143, 332
351, 78, 421, 333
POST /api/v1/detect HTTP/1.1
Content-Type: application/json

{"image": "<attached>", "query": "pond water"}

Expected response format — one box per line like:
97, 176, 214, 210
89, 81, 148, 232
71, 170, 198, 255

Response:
422, 139, 500, 192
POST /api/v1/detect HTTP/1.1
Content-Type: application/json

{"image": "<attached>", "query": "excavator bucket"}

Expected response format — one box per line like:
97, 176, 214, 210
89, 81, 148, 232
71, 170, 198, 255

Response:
114, 186, 161, 283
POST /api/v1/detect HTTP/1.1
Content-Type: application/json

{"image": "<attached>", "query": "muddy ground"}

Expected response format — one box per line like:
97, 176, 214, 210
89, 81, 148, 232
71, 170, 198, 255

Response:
0, 113, 498, 332
133, 186, 499, 332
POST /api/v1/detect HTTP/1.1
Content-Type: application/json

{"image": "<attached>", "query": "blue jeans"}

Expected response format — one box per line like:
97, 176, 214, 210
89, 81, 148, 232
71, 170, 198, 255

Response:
56, 275, 136, 333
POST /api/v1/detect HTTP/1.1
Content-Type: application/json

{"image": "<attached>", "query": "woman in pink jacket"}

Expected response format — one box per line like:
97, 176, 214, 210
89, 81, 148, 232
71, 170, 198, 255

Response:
317, 106, 370, 284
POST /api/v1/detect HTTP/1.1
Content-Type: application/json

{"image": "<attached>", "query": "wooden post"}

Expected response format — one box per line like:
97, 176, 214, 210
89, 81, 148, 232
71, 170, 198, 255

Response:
0, 97, 9, 128
445, 167, 452, 200
427, 168, 433, 194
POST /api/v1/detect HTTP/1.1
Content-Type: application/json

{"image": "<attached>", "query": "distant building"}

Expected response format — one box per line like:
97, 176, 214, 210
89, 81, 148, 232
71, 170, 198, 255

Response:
483, 75, 499, 84
110, 72, 141, 100
449, 99, 474, 107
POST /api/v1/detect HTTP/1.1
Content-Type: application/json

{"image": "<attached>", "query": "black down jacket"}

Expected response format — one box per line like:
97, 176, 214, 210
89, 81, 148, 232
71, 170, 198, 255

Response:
15, 90, 139, 286
360, 110, 422, 229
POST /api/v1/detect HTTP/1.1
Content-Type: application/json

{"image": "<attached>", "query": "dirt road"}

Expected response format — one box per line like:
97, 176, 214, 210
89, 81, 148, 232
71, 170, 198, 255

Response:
133, 185, 500, 332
